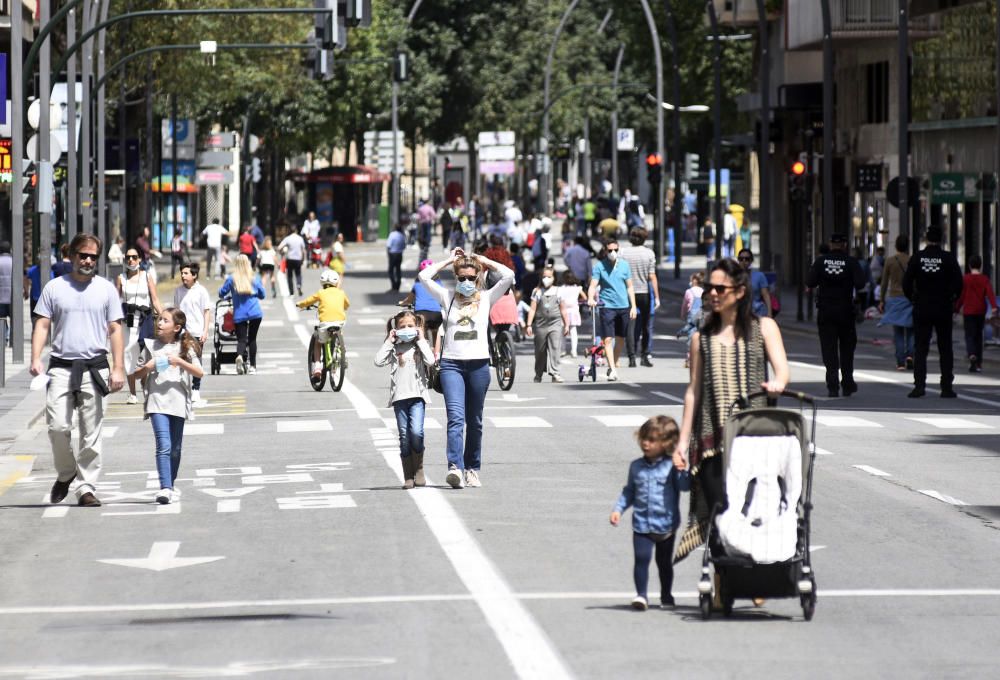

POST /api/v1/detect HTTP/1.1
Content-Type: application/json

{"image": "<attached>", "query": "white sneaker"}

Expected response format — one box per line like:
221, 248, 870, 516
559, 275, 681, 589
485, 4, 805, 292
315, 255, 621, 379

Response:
247, 366, 257, 375
551, 374, 564, 383
126, 393, 138, 405
311, 361, 323, 377
607, 368, 619, 382
446, 466, 464, 489
465, 469, 481, 487
631, 595, 648, 611
171, 487, 182, 499
235, 356, 245, 375
155, 488, 172, 505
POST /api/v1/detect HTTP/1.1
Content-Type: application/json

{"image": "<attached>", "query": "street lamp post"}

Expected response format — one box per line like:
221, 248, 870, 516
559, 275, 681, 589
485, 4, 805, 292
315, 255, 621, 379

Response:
898, 0, 912, 246
67, 8, 78, 234
664, 0, 682, 277
540, 0, 581, 216
39, 0, 53, 284
80, 0, 97, 234
96, 0, 111, 266
706, 0, 723, 258
637, 0, 665, 263
820, 0, 835, 242
10, 0, 25, 362
610, 43, 625, 198
754, 0, 771, 269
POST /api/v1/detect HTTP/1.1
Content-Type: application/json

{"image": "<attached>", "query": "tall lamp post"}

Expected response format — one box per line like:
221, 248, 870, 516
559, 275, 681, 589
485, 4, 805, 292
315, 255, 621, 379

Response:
664, 0, 682, 277
706, 1, 723, 257
540, 0, 581, 216
637, 0, 665, 262
610, 42, 625, 197
820, 0, 835, 242
754, 0, 770, 269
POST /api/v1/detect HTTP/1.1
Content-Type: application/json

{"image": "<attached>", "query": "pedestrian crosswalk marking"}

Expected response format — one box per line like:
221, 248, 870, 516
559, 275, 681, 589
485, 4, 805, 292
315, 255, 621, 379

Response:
381, 416, 443, 430
814, 415, 882, 428
260, 320, 285, 328
591, 415, 648, 427
357, 318, 387, 326
853, 465, 891, 477
918, 489, 968, 506
102, 427, 119, 439
906, 417, 992, 430
258, 351, 295, 358
276, 420, 333, 433
489, 416, 552, 428
185, 423, 225, 436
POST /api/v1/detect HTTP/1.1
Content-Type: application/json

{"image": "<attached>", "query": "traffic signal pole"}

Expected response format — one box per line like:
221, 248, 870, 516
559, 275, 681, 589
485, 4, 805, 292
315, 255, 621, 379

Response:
665, 0, 682, 278
707, 1, 723, 260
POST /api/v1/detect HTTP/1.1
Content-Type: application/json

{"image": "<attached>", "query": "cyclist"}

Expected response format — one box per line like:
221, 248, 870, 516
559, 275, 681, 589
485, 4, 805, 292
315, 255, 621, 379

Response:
297, 270, 350, 379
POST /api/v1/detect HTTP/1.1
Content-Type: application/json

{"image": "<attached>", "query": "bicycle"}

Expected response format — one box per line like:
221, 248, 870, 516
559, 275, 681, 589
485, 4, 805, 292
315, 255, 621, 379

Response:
305, 310, 347, 392
488, 322, 516, 391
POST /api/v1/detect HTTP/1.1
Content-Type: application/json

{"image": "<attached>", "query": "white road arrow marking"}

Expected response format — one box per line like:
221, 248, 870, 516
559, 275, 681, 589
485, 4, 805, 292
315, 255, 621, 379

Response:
98, 542, 225, 572
487, 394, 545, 403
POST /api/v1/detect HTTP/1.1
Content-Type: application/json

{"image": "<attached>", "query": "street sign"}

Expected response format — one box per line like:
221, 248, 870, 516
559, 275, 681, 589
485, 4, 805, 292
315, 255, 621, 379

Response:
855, 164, 882, 192
479, 160, 515, 175
196, 169, 234, 185
202, 132, 236, 149
478, 130, 515, 147
931, 172, 979, 205
197, 150, 234, 167
37, 161, 53, 213
25, 132, 62, 162
479, 145, 516, 161
161, 119, 196, 160
616, 128, 635, 151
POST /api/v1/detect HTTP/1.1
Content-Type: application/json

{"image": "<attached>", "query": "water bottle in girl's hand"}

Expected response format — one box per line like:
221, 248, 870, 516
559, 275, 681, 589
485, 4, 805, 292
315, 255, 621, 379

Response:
155, 356, 170, 373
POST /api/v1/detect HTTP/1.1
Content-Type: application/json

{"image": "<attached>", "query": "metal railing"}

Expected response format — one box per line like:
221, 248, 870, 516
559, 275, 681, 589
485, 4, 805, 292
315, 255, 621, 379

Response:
838, 0, 936, 31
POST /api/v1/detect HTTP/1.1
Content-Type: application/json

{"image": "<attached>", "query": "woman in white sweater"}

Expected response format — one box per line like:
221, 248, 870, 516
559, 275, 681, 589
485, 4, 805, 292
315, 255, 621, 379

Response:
418, 248, 515, 489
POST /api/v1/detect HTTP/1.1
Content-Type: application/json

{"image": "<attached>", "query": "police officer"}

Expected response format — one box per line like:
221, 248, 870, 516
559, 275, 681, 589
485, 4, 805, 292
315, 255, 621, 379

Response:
902, 225, 963, 398
806, 233, 866, 397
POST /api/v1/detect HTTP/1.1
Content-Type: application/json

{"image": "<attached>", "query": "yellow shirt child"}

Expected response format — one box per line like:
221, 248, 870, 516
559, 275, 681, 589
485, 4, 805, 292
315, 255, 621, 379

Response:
297, 286, 350, 322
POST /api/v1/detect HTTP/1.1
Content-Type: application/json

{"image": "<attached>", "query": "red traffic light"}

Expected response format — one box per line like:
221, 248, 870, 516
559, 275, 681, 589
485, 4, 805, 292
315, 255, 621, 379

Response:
790, 160, 806, 176
646, 153, 663, 167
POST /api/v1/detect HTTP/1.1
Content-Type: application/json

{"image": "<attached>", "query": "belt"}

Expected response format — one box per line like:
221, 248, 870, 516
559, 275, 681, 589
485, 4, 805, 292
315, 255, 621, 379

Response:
49, 354, 111, 398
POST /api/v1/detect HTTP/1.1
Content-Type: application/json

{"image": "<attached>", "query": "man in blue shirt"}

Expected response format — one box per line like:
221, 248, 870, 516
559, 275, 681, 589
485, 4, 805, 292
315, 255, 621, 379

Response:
587, 238, 637, 381
737, 249, 771, 318
386, 223, 407, 292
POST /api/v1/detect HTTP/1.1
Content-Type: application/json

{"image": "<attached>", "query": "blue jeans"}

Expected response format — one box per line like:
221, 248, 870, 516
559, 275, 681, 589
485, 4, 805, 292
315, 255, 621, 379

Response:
439, 358, 491, 470
893, 325, 914, 367
394, 397, 426, 458
150, 413, 185, 490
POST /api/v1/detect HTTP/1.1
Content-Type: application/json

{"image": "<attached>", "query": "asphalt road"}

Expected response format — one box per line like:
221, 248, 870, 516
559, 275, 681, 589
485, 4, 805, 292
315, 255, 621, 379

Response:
1, 241, 998, 679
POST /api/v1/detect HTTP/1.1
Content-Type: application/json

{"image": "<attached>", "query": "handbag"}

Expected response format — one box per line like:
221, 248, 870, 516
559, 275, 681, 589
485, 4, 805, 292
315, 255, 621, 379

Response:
429, 297, 455, 394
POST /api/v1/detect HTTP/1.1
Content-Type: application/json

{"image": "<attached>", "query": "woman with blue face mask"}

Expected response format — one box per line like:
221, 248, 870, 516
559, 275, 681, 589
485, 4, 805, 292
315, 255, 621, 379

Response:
418, 247, 516, 489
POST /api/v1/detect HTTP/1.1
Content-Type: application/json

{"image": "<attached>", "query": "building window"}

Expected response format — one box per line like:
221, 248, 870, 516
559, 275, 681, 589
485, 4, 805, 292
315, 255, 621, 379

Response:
865, 61, 889, 124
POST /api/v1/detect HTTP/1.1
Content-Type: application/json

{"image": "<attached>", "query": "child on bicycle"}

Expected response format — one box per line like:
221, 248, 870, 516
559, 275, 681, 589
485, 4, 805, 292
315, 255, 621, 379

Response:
296, 270, 350, 378
610, 415, 690, 611
374, 310, 435, 489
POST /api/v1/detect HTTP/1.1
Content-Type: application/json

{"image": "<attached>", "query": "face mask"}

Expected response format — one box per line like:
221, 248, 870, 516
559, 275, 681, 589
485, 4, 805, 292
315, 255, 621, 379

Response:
542, 277, 554, 287
606, 250, 618, 262
456, 281, 477, 297
395, 328, 418, 343
126, 263, 140, 272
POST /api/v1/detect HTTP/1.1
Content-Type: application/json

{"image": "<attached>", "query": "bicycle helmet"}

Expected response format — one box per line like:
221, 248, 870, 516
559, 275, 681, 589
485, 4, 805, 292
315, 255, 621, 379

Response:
320, 270, 340, 287
419, 259, 434, 271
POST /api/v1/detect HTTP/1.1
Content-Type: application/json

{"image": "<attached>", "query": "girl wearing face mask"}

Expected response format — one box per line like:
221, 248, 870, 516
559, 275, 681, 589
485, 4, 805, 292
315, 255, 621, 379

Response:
418, 247, 516, 489
375, 311, 435, 489
116, 248, 163, 404
526, 265, 569, 383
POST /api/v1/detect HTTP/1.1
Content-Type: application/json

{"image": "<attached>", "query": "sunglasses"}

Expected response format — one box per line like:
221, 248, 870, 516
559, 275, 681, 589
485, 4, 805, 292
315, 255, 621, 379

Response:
738, 256, 752, 262
76, 252, 99, 262
706, 284, 737, 294
126, 255, 140, 260
456, 276, 477, 283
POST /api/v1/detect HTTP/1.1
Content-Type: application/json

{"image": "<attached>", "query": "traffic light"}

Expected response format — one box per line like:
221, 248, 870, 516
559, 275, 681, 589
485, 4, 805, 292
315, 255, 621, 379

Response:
788, 160, 806, 202
251, 157, 261, 183
344, 0, 371, 27
393, 50, 409, 82
318, 1, 335, 49
683, 153, 700, 182
646, 153, 663, 186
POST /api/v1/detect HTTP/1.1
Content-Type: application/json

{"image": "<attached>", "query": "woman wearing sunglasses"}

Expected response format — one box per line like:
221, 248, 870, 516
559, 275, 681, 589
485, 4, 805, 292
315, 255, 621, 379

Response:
672, 257, 789, 567
418, 247, 515, 489
116, 248, 163, 404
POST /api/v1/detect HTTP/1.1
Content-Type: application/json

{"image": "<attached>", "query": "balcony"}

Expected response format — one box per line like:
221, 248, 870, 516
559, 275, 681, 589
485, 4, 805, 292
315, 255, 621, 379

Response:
710, 0, 782, 27
786, 0, 940, 50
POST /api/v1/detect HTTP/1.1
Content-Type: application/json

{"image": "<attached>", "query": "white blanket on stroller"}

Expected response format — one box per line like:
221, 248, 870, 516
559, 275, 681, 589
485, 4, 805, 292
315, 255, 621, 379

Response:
717, 435, 802, 564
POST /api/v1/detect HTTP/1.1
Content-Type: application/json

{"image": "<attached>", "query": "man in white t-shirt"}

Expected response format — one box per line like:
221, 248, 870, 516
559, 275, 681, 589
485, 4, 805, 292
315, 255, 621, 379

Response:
31, 233, 125, 507
278, 227, 307, 296
302, 212, 321, 242
202, 219, 228, 279
174, 261, 213, 405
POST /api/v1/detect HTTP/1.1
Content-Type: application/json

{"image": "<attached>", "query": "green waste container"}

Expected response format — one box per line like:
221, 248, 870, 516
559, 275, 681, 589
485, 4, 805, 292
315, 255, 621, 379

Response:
378, 206, 390, 240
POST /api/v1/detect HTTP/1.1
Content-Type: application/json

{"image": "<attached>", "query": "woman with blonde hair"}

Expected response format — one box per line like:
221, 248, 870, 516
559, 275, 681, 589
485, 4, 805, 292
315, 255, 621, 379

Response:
418, 247, 515, 488
218, 254, 265, 375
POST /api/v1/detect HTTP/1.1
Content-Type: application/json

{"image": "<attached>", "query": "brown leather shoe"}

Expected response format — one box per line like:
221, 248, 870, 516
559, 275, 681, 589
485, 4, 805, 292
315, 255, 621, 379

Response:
50, 474, 76, 504
78, 492, 102, 507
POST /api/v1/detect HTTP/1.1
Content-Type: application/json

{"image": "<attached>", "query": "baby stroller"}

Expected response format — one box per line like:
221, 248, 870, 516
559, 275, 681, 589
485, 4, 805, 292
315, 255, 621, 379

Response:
209, 298, 239, 375
578, 304, 607, 382
697, 390, 819, 621
308, 237, 324, 269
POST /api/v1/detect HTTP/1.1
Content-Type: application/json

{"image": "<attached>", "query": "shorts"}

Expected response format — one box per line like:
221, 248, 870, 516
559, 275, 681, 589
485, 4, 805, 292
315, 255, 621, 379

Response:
313, 321, 344, 344
259, 264, 275, 274
599, 307, 629, 338
416, 311, 442, 333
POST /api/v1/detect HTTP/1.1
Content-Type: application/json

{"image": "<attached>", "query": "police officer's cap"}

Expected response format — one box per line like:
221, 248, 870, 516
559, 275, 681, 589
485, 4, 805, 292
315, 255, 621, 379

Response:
925, 226, 943, 243
829, 233, 847, 244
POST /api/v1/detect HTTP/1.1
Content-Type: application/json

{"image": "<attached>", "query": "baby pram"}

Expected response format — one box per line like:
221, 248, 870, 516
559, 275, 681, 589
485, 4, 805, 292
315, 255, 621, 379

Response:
209, 297, 239, 375
697, 390, 818, 621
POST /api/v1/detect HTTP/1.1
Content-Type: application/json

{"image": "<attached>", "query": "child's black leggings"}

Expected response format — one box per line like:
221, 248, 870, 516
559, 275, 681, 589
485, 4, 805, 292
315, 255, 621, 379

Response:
633, 532, 676, 601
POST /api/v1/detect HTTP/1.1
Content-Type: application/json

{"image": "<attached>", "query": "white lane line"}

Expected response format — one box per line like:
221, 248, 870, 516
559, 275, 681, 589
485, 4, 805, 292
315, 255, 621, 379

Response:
371, 429, 571, 679
651, 390, 684, 404
260, 320, 285, 328
184, 424, 225, 436
905, 417, 992, 430
258, 351, 295, 358
7, 588, 1000, 615
815, 415, 882, 428
357, 318, 387, 326
102, 427, 119, 439
488, 416, 552, 428
918, 489, 969, 506
277, 420, 333, 433
381, 416, 443, 430
809, 444, 835, 456
853, 465, 891, 477
591, 415, 647, 427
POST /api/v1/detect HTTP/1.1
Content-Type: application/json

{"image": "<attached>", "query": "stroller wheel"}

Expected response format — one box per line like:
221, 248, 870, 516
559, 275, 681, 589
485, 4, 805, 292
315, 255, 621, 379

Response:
802, 594, 816, 621
699, 594, 712, 621
722, 595, 734, 618
578, 365, 585, 382
211, 353, 219, 375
